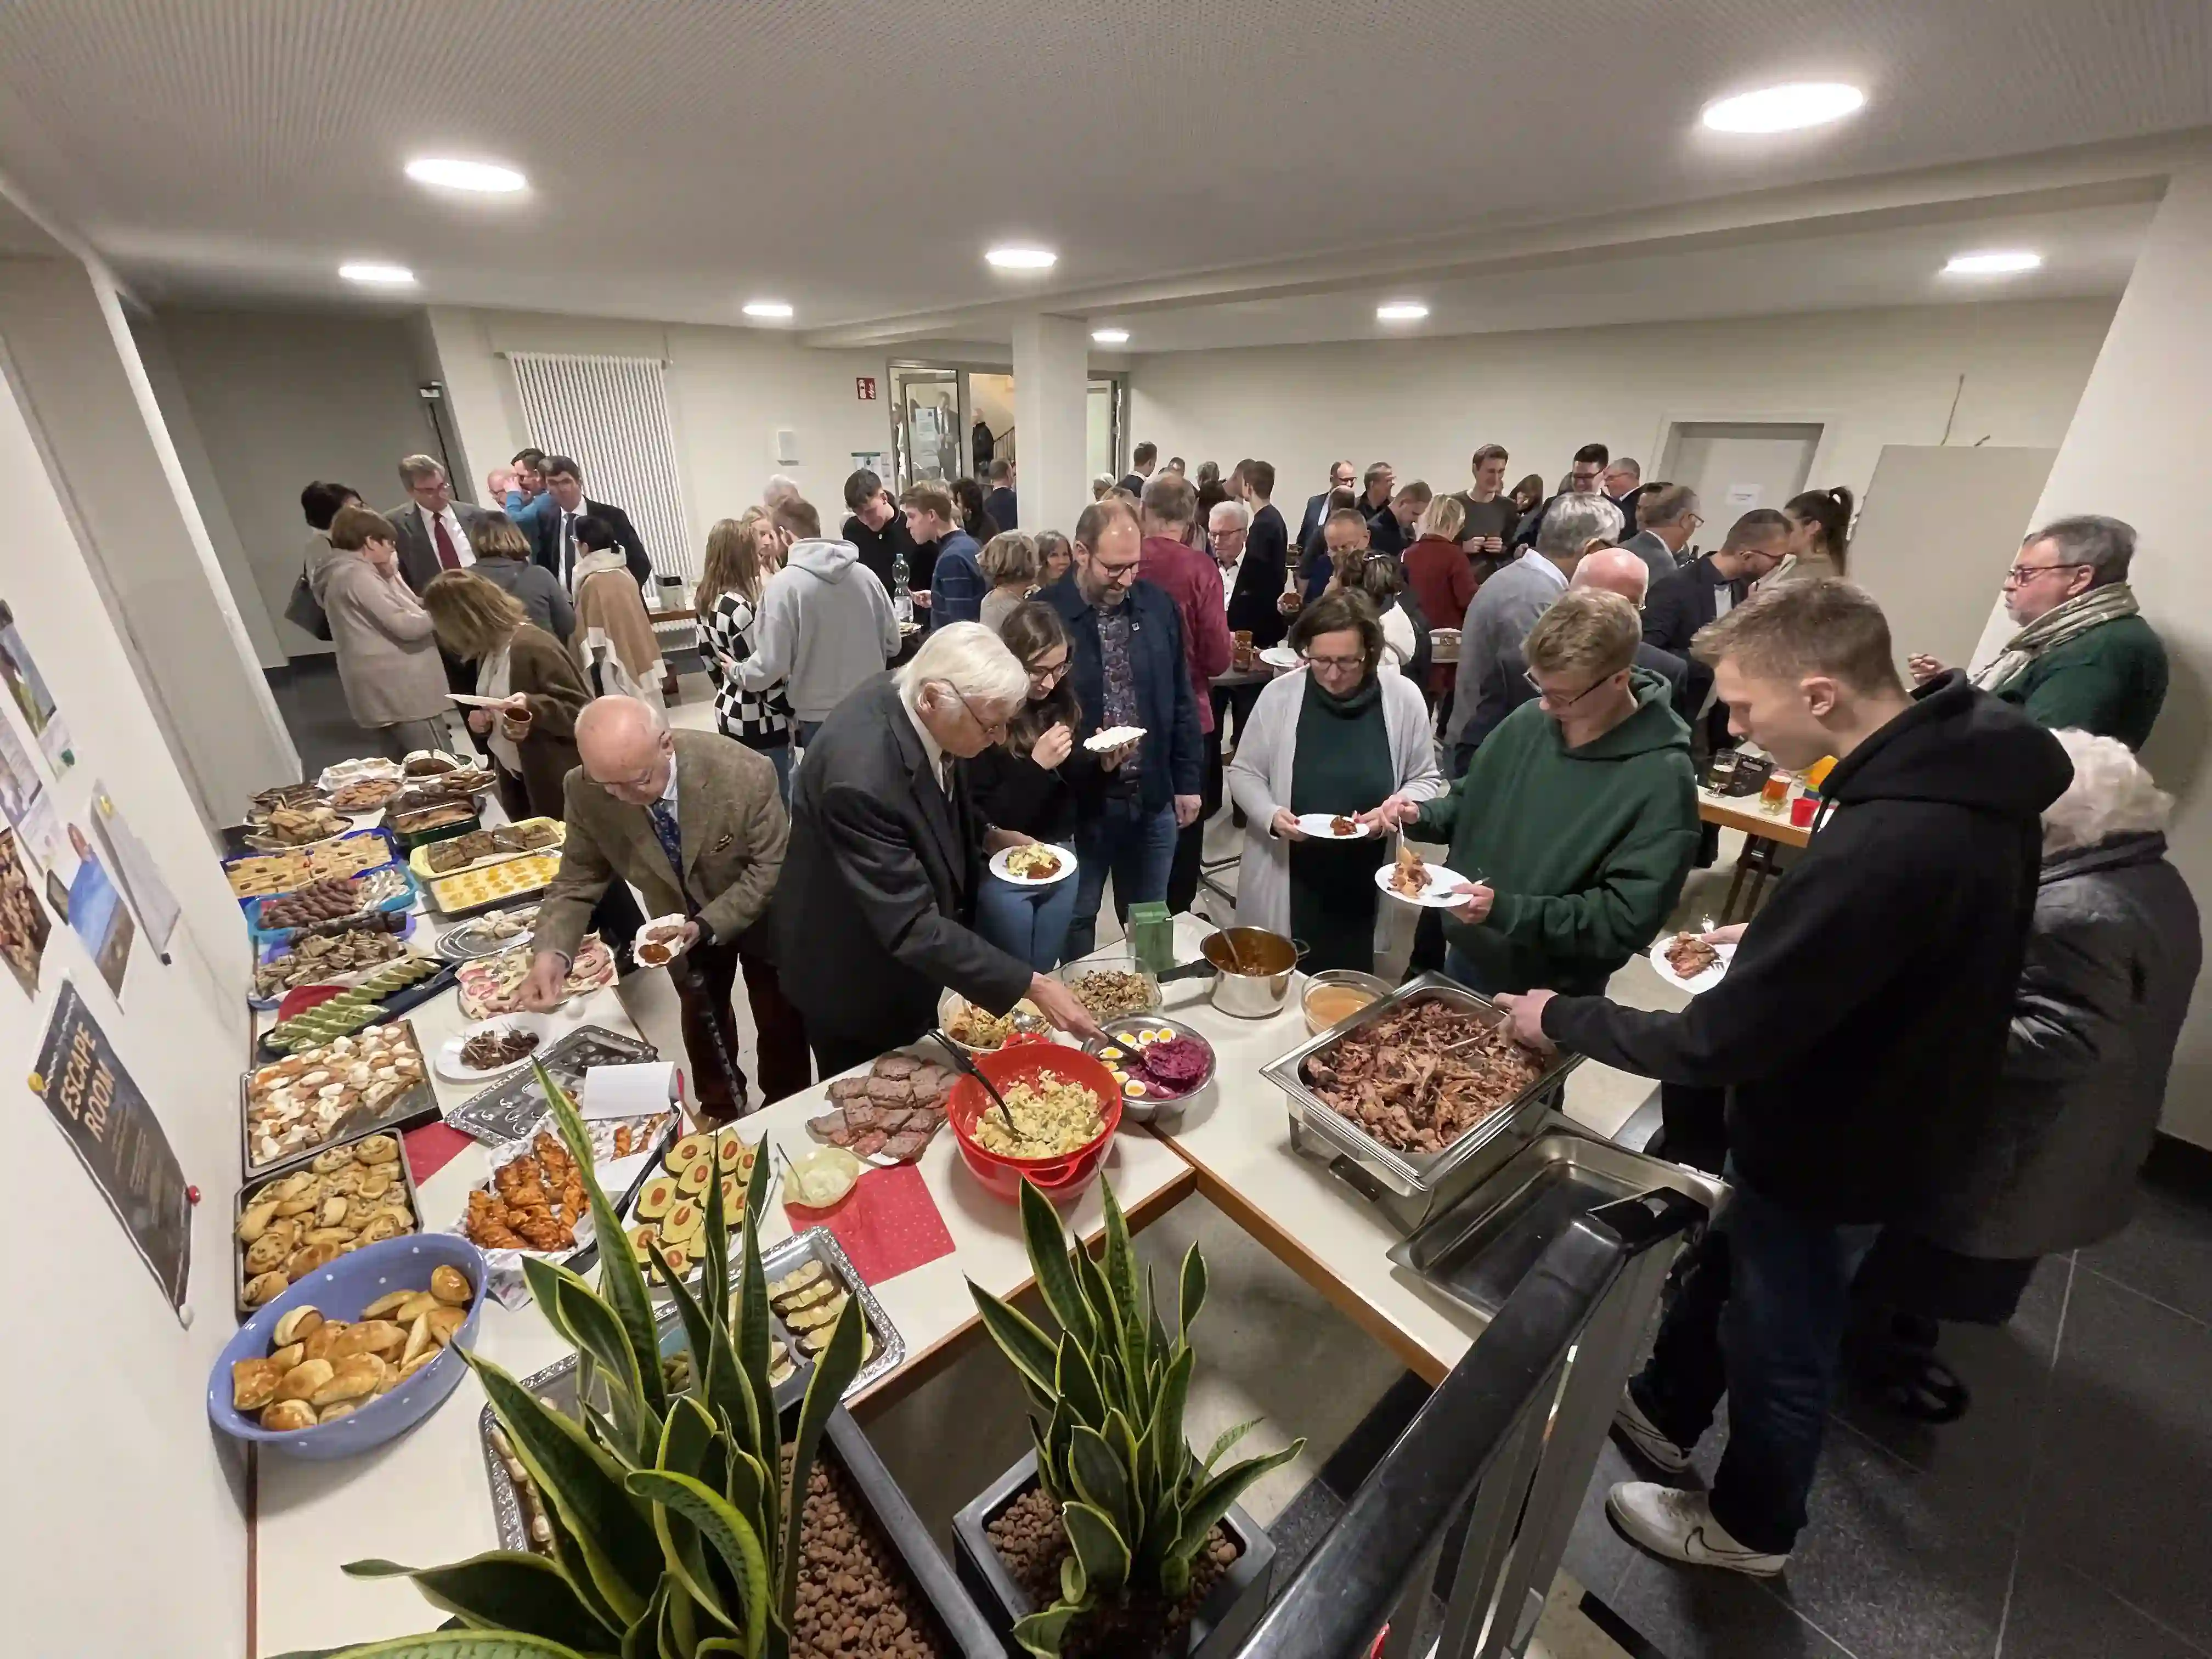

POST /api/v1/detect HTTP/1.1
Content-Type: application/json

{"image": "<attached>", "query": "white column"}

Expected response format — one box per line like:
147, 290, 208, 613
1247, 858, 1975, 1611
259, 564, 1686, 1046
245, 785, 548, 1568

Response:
1970, 157, 2212, 1144
1012, 314, 1092, 536
0, 253, 298, 822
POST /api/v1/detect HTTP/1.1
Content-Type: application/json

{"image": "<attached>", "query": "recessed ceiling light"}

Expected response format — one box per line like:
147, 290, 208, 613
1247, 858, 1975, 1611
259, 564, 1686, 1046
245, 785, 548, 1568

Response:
404, 156, 527, 194
1376, 302, 1429, 322
986, 246, 1057, 270
1700, 82, 1866, 133
338, 261, 416, 287
742, 301, 795, 319
1943, 250, 2043, 276
1091, 328, 1130, 345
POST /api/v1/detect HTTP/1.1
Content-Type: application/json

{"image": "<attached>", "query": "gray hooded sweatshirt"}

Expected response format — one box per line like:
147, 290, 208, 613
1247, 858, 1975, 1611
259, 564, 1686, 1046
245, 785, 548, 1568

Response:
737, 538, 900, 723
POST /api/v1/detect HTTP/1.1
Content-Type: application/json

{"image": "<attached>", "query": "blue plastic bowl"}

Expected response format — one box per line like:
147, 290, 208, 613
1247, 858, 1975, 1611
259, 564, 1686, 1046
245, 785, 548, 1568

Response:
207, 1234, 488, 1459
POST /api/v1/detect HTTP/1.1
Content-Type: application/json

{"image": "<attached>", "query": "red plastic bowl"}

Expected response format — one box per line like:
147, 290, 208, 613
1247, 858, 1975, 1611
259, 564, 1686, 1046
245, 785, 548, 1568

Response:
948, 1046, 1124, 1204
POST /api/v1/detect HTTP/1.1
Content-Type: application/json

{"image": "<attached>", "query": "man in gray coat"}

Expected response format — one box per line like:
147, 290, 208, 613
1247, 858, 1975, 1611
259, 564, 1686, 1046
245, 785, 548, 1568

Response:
735, 495, 900, 745
1446, 492, 1623, 774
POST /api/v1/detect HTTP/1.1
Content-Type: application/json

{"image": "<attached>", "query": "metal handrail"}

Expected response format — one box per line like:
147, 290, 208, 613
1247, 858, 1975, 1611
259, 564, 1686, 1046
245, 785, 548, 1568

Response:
1229, 1189, 1706, 1659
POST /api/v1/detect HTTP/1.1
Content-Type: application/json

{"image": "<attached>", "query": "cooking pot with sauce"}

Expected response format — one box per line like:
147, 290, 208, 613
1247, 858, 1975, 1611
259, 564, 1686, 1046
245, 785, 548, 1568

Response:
1159, 927, 1307, 1019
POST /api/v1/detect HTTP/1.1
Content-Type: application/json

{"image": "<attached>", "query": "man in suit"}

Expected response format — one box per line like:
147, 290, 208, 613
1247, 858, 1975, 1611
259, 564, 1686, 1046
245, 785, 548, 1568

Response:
522, 697, 808, 1119
1643, 510, 1790, 658
538, 454, 652, 590
1513, 442, 1611, 549
1605, 457, 1650, 537
983, 457, 1019, 533
387, 455, 492, 590
772, 625, 1102, 1077
1118, 439, 1158, 498
1367, 479, 1430, 558
1239, 460, 1293, 629
1616, 483, 1703, 591
1297, 459, 1357, 546
1567, 549, 1706, 724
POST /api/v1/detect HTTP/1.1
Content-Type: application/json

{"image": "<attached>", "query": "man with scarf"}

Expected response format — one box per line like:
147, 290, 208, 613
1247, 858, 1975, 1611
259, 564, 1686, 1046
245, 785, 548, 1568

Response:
1910, 515, 2167, 750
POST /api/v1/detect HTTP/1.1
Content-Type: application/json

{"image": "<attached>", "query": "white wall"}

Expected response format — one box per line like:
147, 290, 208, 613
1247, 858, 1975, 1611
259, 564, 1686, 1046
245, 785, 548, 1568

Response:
150, 307, 445, 660
1128, 300, 2115, 520
421, 306, 896, 558
0, 362, 253, 1657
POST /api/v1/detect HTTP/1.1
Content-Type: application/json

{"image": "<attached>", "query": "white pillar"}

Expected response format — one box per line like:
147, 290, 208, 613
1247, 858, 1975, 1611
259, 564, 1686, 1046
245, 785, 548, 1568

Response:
0, 254, 298, 822
1012, 314, 1092, 536
1971, 158, 2212, 1144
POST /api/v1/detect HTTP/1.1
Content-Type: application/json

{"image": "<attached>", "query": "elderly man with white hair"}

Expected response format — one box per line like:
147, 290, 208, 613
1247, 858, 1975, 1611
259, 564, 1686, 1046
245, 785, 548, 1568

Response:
523, 695, 808, 1118
771, 623, 1102, 1076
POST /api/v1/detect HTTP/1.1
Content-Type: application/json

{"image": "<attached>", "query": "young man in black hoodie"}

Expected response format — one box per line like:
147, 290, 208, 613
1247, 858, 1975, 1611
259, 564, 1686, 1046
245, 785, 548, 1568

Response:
1498, 579, 2070, 1577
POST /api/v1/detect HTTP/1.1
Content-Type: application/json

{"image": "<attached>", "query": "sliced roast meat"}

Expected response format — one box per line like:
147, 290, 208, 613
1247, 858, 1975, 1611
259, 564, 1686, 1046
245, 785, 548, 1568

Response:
807, 1110, 855, 1146
849, 1128, 890, 1159
864, 1075, 916, 1104
827, 1077, 870, 1103
880, 1127, 934, 1163
874, 1053, 922, 1079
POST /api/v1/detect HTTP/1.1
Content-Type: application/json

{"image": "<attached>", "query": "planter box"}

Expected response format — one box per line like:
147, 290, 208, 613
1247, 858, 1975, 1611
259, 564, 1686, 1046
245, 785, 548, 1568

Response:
952, 1451, 1277, 1658
822, 1407, 1007, 1658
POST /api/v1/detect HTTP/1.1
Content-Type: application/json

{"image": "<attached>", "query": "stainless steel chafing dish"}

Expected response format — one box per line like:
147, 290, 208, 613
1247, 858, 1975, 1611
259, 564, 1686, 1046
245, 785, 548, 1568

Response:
1259, 973, 1584, 1233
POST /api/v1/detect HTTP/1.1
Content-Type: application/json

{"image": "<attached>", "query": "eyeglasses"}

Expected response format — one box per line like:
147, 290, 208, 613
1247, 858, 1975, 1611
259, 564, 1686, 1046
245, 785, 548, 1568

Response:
1523, 668, 1609, 708
1302, 652, 1367, 673
954, 688, 1009, 740
2003, 560, 2086, 587
1026, 658, 1070, 687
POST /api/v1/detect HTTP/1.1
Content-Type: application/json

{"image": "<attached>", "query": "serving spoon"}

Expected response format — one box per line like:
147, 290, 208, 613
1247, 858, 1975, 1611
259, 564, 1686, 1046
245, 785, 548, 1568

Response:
927, 1028, 1024, 1139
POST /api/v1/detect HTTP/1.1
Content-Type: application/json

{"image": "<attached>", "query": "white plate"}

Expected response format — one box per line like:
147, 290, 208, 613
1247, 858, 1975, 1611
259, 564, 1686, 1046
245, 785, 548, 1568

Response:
988, 843, 1077, 886
1294, 813, 1372, 840
317, 756, 403, 792
631, 913, 693, 968
435, 1012, 557, 1082
1373, 858, 1482, 908
1649, 935, 1735, 995
1084, 725, 1147, 753
1259, 645, 1301, 671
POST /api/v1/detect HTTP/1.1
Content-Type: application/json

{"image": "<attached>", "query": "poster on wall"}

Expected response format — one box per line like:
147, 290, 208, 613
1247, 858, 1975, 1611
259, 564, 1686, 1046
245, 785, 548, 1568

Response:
88, 783, 179, 959
0, 705, 63, 872
0, 600, 75, 774
29, 979, 192, 1310
61, 823, 134, 996
0, 827, 49, 996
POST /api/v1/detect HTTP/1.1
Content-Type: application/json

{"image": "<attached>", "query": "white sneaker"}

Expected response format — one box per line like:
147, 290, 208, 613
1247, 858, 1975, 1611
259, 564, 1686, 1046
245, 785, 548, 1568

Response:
1606, 1483, 1788, 1577
1611, 1390, 1691, 1474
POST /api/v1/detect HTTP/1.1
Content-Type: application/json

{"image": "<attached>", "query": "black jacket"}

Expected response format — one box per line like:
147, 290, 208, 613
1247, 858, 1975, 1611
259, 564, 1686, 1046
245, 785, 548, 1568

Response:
1296, 490, 1332, 546
842, 511, 917, 594
772, 675, 1032, 1047
535, 496, 652, 590
1226, 504, 1290, 648
963, 743, 1076, 843
1544, 673, 2072, 1225
983, 486, 1019, 533
1367, 509, 1409, 557
1642, 554, 1741, 657
1040, 573, 1203, 812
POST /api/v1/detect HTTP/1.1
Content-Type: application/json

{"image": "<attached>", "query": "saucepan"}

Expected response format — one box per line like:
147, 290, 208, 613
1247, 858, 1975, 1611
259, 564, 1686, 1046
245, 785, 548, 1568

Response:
1158, 927, 1308, 1019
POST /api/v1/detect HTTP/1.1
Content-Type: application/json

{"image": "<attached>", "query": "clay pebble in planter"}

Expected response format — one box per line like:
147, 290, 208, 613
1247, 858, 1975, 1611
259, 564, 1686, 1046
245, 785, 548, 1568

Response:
955, 1451, 1277, 1659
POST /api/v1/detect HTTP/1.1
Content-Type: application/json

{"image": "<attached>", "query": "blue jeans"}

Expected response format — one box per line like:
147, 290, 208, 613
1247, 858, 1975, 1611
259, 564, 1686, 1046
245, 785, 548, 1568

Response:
758, 743, 791, 805
1630, 1172, 1881, 1554
973, 870, 1081, 971
1064, 798, 1177, 961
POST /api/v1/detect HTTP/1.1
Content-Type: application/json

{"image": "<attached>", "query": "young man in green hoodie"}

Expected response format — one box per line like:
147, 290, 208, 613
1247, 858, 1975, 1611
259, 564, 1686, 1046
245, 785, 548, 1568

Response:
1370, 589, 1699, 994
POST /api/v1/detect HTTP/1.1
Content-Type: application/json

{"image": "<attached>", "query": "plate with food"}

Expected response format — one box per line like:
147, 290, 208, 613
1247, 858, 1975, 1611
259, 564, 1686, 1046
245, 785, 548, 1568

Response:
632, 915, 693, 968
455, 935, 616, 1020
435, 903, 540, 962
232, 1128, 421, 1317
401, 749, 467, 778
1650, 931, 1734, 994
1374, 844, 1479, 908
410, 819, 565, 881
318, 756, 403, 793
937, 989, 1047, 1053
1259, 644, 1301, 672
623, 1125, 764, 1278
241, 1023, 433, 1176
1295, 812, 1372, 840
428, 851, 562, 917
251, 915, 419, 1005
242, 802, 355, 851
1088, 1017, 1215, 1120
224, 828, 398, 899
1082, 724, 1147, 753
435, 1013, 556, 1082
988, 842, 1076, 886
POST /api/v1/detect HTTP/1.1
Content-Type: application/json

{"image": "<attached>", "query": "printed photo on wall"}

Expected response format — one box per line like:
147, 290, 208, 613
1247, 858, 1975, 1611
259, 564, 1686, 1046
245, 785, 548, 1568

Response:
0, 602, 74, 774
0, 827, 49, 996
63, 822, 133, 996
88, 785, 179, 958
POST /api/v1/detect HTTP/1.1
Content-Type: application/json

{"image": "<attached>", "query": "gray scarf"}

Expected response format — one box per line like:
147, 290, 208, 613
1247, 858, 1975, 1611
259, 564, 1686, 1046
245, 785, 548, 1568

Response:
1973, 582, 2139, 695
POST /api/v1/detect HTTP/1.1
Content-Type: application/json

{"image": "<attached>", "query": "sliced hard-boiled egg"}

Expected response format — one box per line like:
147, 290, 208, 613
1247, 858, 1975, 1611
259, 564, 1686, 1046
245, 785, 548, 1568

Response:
1123, 1079, 1147, 1097
1099, 1046, 1124, 1060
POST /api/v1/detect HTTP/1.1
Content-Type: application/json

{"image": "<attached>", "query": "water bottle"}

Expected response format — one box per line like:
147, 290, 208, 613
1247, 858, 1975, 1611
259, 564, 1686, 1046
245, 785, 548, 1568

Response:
892, 545, 913, 624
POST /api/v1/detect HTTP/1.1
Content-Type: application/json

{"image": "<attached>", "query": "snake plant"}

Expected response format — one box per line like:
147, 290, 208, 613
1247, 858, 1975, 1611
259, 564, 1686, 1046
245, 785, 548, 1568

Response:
968, 1179, 1306, 1656
286, 1062, 867, 1659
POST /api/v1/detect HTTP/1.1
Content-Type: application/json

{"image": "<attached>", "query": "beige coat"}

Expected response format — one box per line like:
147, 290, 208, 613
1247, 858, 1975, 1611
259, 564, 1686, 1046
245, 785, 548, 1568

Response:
534, 729, 787, 960
317, 552, 449, 727
572, 549, 665, 707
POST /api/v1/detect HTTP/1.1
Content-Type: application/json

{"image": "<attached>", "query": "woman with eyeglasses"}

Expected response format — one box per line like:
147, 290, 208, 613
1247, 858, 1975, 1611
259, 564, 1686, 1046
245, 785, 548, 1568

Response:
964, 602, 1084, 969
1226, 590, 1443, 972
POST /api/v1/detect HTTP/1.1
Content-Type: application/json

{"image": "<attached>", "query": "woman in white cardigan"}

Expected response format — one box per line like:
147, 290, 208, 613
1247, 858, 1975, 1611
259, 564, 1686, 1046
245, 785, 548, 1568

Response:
1227, 590, 1444, 972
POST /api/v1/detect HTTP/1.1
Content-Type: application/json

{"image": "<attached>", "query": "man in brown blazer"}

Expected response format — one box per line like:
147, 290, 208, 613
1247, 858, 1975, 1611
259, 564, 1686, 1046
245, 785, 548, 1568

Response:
523, 697, 807, 1119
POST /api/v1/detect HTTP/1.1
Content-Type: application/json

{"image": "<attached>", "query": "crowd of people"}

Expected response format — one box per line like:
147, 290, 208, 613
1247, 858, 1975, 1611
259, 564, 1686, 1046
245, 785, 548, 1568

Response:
285, 425, 2192, 1584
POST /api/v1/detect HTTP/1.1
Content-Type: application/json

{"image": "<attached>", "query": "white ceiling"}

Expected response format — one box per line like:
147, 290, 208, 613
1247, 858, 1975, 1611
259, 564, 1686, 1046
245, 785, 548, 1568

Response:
0, 1, 2203, 349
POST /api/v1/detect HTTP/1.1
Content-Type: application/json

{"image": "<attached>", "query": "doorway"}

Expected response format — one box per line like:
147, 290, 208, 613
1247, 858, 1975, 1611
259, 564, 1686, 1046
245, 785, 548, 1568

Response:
888, 360, 1128, 493
1657, 421, 1822, 526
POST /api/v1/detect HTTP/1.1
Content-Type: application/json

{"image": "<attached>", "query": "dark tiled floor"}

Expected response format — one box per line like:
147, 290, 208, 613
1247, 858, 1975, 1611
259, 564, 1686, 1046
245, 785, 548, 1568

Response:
1562, 1162, 2212, 1659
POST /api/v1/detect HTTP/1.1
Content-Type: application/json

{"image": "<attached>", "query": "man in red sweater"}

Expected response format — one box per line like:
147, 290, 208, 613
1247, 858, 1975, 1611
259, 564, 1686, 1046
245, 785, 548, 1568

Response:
1142, 471, 1232, 914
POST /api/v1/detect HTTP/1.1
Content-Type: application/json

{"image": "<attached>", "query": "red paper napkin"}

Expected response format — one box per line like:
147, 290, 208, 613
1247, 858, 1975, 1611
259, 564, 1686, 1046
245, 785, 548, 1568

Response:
783, 1162, 953, 1284
275, 984, 345, 1022
404, 1121, 476, 1186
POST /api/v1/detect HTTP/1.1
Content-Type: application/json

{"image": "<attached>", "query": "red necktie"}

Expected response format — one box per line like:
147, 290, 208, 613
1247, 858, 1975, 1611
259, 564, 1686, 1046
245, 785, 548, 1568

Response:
432, 512, 460, 571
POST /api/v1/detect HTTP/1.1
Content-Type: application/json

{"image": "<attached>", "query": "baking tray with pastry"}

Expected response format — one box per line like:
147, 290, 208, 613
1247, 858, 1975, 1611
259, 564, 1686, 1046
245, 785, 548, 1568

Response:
254, 957, 455, 1063
249, 912, 422, 1007
426, 850, 563, 917
407, 817, 565, 882
432, 901, 540, 962
232, 1125, 423, 1320
240, 1018, 438, 1179
241, 861, 416, 945
222, 827, 398, 899
439, 1023, 661, 1145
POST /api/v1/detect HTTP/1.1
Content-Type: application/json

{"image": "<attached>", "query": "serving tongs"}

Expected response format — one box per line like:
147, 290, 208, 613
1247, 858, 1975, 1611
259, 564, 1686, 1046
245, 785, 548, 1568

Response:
927, 1028, 1023, 1138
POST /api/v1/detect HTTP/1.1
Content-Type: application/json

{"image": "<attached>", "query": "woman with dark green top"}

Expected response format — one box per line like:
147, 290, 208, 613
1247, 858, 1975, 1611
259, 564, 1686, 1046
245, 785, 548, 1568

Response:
1227, 590, 1444, 970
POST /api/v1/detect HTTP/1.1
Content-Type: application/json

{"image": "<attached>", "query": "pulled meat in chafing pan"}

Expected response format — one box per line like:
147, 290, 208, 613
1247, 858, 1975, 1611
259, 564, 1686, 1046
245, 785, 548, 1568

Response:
1300, 998, 1547, 1155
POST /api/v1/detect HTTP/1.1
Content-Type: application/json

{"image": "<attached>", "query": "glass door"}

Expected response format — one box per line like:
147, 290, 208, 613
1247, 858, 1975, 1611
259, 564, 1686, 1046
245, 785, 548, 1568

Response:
890, 364, 966, 491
